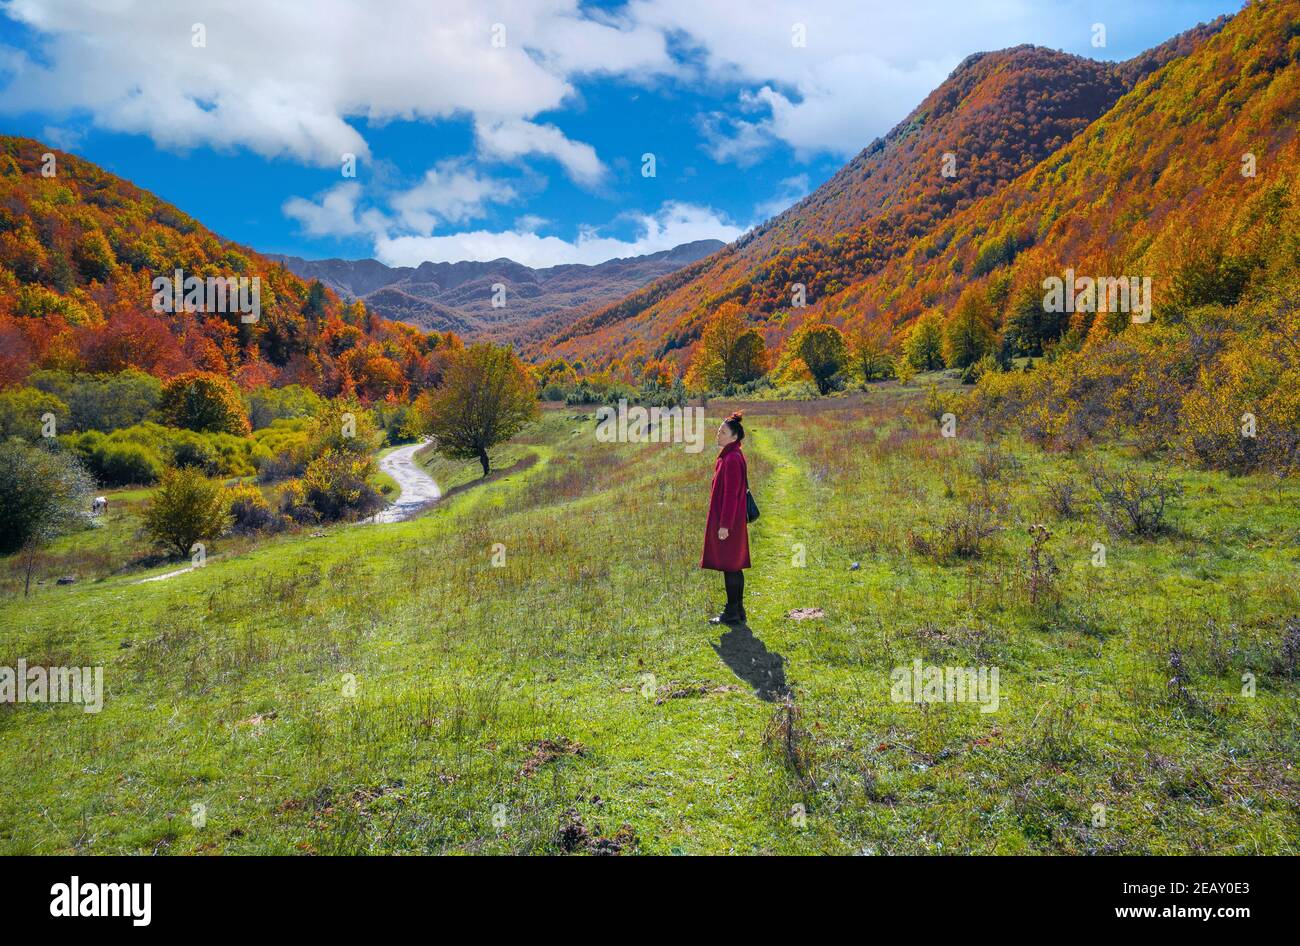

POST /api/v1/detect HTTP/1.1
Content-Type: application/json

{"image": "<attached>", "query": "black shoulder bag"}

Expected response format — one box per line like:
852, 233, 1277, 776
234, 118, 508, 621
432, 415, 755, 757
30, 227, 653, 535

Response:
744, 465, 760, 523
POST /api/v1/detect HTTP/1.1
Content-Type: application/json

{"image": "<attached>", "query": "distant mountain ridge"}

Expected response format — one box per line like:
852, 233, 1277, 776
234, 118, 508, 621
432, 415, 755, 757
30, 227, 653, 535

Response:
271, 240, 725, 347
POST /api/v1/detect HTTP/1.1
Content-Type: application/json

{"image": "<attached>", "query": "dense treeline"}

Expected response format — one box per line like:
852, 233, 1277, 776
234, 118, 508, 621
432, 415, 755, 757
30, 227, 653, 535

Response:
0, 135, 458, 399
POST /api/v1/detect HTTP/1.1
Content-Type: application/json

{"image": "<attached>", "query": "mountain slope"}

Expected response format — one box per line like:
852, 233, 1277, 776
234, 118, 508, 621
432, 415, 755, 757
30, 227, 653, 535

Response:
541, 16, 1229, 366
0, 136, 449, 399
810, 0, 1298, 338
272, 239, 724, 346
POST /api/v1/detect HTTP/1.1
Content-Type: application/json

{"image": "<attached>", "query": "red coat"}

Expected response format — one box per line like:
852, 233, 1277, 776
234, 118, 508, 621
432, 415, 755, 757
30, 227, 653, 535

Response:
701, 441, 750, 571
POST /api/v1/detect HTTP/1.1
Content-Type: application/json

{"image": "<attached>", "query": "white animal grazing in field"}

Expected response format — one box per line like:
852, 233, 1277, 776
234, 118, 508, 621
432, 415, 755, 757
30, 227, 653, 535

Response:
91, 496, 108, 515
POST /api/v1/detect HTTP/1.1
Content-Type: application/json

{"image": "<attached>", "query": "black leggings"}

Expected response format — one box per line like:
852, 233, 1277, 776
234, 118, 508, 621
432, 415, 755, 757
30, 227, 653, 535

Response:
724, 570, 744, 612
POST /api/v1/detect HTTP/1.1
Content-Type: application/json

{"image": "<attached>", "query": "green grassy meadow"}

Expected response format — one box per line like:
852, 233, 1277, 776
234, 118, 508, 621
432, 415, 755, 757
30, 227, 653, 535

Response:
2, 382, 1297, 854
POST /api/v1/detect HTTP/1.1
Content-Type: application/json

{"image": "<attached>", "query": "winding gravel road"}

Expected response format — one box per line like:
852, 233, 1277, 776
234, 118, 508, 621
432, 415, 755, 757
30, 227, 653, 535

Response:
135, 442, 439, 584
372, 441, 442, 523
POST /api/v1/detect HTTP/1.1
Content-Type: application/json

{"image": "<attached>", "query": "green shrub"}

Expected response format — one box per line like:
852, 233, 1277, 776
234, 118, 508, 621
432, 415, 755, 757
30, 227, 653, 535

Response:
225, 483, 276, 534
0, 387, 69, 440
169, 430, 221, 474
372, 400, 416, 446
29, 369, 162, 432
306, 400, 380, 458
252, 419, 310, 482
95, 442, 163, 487
245, 384, 323, 430
143, 467, 230, 558
0, 440, 94, 557
62, 422, 257, 483
282, 450, 383, 524
159, 371, 251, 435
768, 380, 821, 401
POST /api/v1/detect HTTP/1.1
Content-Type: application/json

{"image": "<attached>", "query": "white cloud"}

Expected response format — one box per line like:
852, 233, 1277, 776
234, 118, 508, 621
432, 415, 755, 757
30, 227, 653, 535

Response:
0, 0, 669, 181
514, 214, 550, 232
474, 118, 605, 186
284, 164, 742, 268
697, 106, 771, 167
283, 160, 519, 240
39, 123, 83, 150
283, 182, 385, 238
374, 201, 744, 269
1, 0, 1199, 177
390, 162, 518, 231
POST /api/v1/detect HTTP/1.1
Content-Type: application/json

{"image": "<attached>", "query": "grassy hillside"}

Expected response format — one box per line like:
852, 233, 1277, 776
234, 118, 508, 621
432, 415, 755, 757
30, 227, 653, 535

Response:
2, 391, 1295, 854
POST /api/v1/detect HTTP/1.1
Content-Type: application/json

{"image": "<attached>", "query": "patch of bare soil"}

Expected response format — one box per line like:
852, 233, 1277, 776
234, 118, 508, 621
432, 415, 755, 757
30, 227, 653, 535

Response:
556, 807, 639, 855
518, 737, 586, 779
786, 607, 825, 620
652, 680, 741, 705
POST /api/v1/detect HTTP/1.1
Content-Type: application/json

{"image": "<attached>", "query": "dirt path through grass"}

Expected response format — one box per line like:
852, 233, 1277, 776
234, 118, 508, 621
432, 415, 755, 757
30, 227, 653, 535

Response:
373, 441, 442, 523
746, 425, 808, 584
135, 442, 443, 583
708, 423, 815, 701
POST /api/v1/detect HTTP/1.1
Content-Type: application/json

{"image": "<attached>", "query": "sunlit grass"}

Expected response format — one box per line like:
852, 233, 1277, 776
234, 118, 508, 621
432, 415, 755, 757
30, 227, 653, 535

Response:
1, 394, 1296, 854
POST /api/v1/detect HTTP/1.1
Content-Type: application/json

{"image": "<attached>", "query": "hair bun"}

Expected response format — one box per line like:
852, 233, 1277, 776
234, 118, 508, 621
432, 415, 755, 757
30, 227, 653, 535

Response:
727, 410, 744, 422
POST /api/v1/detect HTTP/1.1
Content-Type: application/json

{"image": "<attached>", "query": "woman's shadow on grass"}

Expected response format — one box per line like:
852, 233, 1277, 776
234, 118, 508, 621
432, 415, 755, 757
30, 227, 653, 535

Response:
711, 623, 789, 701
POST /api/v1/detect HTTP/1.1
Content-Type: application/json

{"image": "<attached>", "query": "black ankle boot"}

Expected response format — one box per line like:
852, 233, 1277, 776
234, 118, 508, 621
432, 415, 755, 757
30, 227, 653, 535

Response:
710, 606, 742, 625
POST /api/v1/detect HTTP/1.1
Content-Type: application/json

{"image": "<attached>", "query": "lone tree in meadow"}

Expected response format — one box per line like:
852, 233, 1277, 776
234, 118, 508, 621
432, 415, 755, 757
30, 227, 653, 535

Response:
159, 371, 251, 435
688, 302, 768, 390
417, 343, 538, 476
0, 440, 94, 596
143, 466, 230, 558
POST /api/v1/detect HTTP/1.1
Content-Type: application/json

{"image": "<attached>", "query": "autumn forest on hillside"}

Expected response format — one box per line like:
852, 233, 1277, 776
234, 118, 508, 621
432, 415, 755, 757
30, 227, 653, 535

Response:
4, 4, 1298, 484
1, 0, 1298, 863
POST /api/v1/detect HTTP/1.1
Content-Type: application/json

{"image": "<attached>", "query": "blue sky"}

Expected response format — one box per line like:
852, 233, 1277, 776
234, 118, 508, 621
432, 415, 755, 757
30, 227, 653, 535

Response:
0, 0, 1241, 268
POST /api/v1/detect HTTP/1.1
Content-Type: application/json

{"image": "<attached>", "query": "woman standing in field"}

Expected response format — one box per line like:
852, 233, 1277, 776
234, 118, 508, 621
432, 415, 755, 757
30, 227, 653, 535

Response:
701, 411, 750, 625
